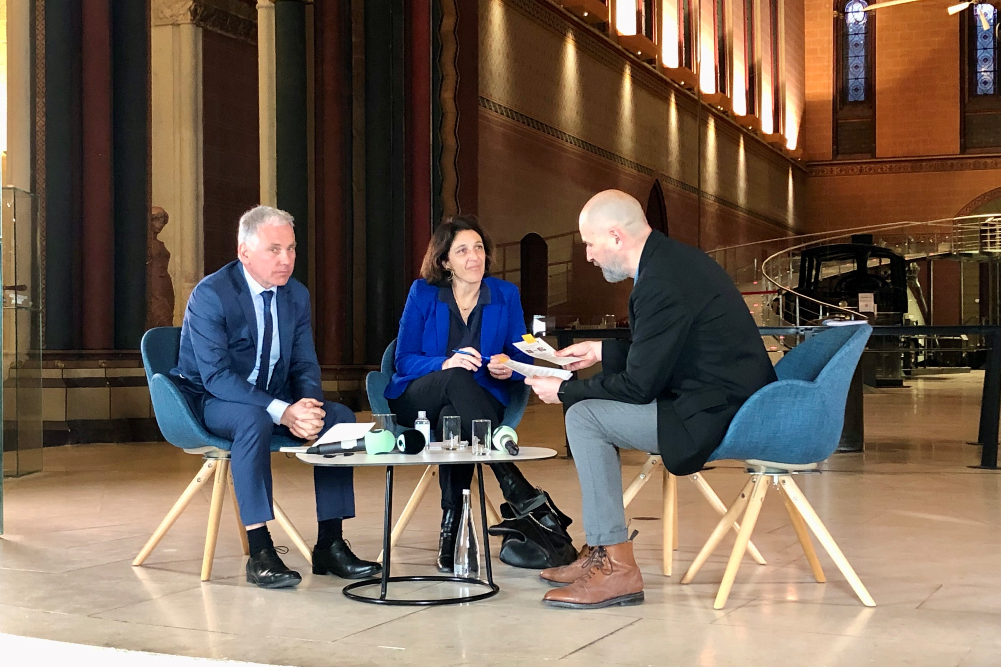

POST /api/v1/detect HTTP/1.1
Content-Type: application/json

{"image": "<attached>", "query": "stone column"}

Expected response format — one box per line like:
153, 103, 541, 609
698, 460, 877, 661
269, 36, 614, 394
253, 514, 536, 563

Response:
80, 0, 116, 349
258, 0, 278, 206
151, 0, 204, 324
274, 0, 309, 284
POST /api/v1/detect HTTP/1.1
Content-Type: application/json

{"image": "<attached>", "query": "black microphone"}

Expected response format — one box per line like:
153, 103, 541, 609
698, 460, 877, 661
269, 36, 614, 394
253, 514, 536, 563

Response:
396, 429, 427, 454
306, 440, 364, 456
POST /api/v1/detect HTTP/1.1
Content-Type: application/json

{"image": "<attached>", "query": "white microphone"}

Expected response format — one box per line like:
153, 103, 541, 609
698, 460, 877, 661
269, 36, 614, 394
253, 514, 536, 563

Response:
492, 425, 519, 455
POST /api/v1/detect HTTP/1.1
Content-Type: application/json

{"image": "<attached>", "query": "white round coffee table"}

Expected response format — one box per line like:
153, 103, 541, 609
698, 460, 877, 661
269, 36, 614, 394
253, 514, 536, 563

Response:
293, 446, 558, 606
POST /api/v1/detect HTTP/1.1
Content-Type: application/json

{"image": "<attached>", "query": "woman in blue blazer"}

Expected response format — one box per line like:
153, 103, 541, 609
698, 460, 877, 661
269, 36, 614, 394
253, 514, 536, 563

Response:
387, 216, 570, 572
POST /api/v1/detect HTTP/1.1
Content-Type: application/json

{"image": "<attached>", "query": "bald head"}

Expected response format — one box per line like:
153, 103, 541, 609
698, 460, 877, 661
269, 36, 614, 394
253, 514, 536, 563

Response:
579, 190, 650, 238
577, 189, 653, 284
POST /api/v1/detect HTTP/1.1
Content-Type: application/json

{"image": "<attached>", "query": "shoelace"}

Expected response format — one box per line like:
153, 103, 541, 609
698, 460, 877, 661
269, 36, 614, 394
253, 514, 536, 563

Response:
274, 545, 289, 555
577, 546, 613, 585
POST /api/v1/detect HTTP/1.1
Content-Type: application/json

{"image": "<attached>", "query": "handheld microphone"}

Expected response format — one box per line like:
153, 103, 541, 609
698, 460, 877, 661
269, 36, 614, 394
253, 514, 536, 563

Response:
396, 429, 427, 454
492, 425, 519, 455
363, 429, 397, 455
306, 440, 363, 456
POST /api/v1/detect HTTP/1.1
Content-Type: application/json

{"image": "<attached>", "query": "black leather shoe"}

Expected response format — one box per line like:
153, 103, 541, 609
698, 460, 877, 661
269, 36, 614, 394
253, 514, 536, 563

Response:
436, 509, 460, 573
312, 539, 381, 579
246, 546, 302, 589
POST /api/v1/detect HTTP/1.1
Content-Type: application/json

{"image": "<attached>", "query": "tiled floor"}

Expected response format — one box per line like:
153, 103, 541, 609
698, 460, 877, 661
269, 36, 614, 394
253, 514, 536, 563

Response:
1, 372, 999, 666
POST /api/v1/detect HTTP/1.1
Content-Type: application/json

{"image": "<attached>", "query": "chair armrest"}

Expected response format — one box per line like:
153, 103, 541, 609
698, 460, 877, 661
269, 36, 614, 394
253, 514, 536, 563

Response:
711, 379, 845, 465
149, 374, 230, 450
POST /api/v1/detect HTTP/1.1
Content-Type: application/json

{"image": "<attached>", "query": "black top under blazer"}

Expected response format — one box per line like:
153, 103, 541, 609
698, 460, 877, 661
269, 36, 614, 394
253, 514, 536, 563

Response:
561, 230, 777, 475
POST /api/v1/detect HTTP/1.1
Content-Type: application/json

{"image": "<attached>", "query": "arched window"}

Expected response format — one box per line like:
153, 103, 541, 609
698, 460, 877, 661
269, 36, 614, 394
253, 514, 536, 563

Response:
834, 0, 875, 157
972, 4, 997, 96
845, 0, 869, 102
679, 0, 695, 70
715, 0, 728, 96
961, 4, 1001, 152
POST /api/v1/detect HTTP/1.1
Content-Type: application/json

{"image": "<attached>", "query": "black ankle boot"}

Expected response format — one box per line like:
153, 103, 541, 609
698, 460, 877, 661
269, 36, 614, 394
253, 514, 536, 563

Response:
436, 509, 460, 573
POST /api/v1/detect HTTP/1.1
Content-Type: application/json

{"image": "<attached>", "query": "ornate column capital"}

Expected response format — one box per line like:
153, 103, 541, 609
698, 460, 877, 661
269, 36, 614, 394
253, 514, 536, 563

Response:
152, 0, 198, 26
153, 0, 257, 43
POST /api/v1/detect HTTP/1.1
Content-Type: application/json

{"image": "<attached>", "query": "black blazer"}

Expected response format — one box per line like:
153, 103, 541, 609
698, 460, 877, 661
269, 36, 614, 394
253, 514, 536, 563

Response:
561, 230, 776, 475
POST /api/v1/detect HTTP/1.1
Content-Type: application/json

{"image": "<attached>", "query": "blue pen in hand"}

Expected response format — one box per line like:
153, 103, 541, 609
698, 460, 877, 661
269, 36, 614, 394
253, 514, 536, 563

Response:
451, 349, 480, 357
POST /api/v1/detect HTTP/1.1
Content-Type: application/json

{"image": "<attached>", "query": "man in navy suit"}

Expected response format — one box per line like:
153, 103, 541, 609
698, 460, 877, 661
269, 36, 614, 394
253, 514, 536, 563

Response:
172, 205, 380, 589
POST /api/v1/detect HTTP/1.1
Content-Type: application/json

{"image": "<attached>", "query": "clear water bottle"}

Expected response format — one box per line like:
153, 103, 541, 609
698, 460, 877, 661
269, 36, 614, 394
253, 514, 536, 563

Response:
453, 489, 480, 578
414, 411, 432, 450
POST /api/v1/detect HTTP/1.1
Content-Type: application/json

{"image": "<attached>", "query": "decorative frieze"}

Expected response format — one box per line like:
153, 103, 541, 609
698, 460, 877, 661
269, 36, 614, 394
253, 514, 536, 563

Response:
809, 155, 1001, 177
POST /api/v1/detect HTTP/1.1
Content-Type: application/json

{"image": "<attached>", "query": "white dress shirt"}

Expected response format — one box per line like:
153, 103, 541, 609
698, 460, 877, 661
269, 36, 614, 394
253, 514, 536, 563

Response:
242, 266, 289, 424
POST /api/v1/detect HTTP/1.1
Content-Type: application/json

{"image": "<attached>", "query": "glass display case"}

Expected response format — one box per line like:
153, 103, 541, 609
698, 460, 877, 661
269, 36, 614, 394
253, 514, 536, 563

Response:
1, 186, 44, 533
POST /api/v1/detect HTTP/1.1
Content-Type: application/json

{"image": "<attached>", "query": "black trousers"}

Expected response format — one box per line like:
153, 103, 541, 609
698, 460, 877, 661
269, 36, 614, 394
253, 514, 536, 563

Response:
389, 368, 536, 513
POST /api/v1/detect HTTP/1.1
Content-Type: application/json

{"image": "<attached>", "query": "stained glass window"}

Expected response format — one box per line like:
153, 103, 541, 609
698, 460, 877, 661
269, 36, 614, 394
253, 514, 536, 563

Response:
845, 0, 869, 102
974, 4, 997, 96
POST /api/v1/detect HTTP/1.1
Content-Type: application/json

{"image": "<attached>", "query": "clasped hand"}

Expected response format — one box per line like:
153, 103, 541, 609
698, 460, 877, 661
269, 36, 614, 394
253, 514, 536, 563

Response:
280, 398, 326, 440
442, 347, 514, 380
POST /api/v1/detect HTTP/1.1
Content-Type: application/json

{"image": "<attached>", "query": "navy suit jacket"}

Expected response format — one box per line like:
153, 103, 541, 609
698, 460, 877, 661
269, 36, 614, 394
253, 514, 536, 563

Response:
171, 260, 324, 409
386, 277, 532, 407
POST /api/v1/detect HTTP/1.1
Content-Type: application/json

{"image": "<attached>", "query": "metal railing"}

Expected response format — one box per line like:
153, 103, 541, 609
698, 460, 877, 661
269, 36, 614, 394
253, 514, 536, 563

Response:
707, 214, 1001, 327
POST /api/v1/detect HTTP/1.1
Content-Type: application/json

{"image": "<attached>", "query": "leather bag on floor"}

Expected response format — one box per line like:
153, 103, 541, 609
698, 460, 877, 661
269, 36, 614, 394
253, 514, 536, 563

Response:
488, 490, 577, 569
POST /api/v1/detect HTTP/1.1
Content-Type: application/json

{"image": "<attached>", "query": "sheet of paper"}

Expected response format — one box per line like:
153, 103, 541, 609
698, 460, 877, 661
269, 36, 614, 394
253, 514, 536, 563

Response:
513, 339, 581, 366
503, 358, 572, 380
314, 421, 375, 446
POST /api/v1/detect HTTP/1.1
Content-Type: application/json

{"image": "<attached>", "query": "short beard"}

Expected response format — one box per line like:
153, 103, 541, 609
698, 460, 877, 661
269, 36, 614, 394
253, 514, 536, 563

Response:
599, 259, 631, 283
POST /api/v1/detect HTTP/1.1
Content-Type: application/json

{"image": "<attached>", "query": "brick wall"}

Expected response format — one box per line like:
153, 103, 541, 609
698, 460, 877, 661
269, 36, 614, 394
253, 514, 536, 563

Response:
202, 30, 260, 275
801, 0, 833, 161
477, 0, 805, 319
800, 0, 998, 236
806, 161, 1001, 232
873, 0, 960, 158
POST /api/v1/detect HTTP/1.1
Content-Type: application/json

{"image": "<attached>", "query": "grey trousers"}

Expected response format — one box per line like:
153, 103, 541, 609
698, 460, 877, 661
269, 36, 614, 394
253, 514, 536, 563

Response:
565, 399, 660, 546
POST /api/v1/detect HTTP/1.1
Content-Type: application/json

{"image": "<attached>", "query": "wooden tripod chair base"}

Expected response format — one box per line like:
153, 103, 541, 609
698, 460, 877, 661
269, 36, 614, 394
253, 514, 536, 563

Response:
377, 464, 502, 563
132, 454, 312, 581
680, 473, 875, 610
621, 455, 767, 576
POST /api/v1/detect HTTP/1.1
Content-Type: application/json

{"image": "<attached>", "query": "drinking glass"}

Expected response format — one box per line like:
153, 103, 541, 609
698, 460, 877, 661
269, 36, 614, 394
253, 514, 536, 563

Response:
442, 415, 462, 451
471, 419, 491, 456
372, 413, 398, 436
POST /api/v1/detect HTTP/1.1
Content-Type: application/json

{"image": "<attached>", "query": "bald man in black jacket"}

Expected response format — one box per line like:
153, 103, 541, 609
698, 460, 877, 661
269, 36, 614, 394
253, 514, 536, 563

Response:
525, 190, 776, 610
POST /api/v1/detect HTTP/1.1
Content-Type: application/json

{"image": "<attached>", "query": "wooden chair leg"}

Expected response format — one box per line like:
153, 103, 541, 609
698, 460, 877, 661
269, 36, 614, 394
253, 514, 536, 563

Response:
662, 469, 677, 575
780, 476, 875, 607
778, 481, 825, 583
690, 472, 767, 565
228, 470, 249, 556
378, 465, 438, 563
672, 480, 679, 549
201, 458, 230, 581
273, 500, 313, 565
623, 456, 661, 507
134, 458, 217, 567
714, 474, 769, 609
681, 477, 757, 584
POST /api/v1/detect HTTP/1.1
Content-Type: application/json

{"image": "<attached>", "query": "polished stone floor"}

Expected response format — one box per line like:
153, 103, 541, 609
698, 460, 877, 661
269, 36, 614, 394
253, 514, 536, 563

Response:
0, 372, 999, 666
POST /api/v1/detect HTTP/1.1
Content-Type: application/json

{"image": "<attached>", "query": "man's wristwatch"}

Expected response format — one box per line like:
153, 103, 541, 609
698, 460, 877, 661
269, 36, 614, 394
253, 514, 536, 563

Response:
557, 380, 568, 401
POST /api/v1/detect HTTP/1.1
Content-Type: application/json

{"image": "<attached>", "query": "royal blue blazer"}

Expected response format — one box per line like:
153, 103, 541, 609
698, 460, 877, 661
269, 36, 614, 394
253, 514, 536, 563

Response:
386, 277, 533, 407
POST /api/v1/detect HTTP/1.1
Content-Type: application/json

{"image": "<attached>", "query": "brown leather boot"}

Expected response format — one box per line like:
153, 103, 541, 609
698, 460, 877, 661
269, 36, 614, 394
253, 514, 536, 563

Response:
539, 544, 594, 587
542, 542, 644, 609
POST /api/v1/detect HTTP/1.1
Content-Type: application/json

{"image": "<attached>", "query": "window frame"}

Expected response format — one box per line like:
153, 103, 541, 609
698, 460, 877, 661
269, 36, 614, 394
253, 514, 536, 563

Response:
960, 3, 1001, 152
832, 0, 876, 158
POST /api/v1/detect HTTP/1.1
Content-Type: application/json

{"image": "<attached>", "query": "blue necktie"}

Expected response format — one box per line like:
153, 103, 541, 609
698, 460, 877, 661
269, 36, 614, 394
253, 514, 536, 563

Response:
256, 290, 274, 393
